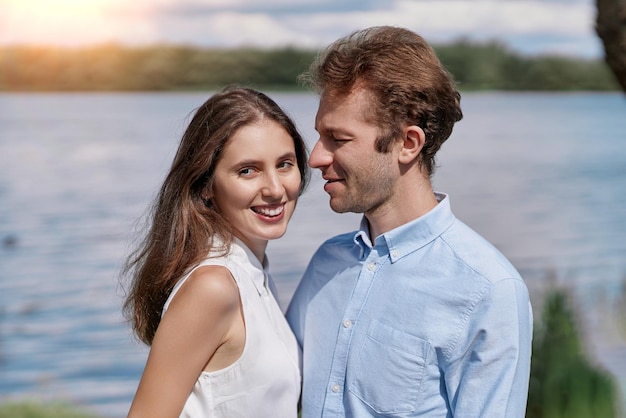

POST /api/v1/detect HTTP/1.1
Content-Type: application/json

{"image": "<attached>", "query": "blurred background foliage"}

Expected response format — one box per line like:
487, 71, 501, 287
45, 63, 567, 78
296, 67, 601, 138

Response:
436, 40, 619, 91
0, 401, 99, 418
0, 44, 316, 91
527, 287, 623, 418
0, 41, 620, 92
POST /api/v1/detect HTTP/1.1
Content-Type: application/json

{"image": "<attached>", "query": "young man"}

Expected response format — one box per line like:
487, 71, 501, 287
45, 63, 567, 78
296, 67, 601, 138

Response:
286, 26, 533, 417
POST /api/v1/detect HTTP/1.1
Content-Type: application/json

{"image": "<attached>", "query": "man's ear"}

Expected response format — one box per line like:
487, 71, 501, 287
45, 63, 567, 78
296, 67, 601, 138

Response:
398, 125, 425, 165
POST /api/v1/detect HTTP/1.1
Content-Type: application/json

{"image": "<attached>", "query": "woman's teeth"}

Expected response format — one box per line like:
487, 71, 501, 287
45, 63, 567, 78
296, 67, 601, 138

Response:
252, 205, 284, 217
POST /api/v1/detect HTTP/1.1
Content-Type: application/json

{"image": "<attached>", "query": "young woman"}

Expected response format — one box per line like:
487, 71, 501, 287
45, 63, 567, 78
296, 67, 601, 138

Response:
122, 86, 309, 418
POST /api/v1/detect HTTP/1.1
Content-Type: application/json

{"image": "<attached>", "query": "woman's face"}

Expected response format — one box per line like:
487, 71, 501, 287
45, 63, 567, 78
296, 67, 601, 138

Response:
211, 119, 302, 260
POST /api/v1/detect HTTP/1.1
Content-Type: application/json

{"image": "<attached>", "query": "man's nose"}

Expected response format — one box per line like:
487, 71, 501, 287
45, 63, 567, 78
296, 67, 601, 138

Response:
308, 139, 332, 169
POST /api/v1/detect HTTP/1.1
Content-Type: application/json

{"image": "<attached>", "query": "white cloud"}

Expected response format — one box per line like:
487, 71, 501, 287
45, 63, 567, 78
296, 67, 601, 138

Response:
150, 12, 313, 47
393, 0, 592, 36
0, 0, 603, 57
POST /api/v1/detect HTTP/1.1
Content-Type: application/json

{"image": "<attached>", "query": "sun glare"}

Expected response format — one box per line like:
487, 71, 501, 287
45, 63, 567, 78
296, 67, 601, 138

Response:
12, 0, 112, 18
1, 0, 130, 45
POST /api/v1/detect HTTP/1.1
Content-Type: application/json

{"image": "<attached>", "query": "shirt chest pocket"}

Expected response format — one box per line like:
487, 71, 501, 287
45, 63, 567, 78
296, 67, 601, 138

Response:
348, 319, 431, 415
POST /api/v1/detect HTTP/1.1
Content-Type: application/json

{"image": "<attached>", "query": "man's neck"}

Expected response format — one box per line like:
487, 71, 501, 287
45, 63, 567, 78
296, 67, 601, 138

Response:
365, 180, 438, 241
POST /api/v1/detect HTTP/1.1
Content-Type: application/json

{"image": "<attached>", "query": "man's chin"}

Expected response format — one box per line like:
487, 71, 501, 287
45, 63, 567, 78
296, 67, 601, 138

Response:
329, 198, 354, 214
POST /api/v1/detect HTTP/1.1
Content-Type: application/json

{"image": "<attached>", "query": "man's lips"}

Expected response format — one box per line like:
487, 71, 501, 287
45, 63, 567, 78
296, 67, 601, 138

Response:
322, 174, 344, 183
322, 177, 344, 194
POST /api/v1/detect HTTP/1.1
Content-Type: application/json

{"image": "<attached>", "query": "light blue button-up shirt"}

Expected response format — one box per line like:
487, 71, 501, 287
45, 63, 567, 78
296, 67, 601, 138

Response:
287, 193, 533, 418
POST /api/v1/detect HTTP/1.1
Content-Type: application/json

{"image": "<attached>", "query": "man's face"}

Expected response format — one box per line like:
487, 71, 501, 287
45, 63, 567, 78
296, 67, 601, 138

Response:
310, 87, 399, 215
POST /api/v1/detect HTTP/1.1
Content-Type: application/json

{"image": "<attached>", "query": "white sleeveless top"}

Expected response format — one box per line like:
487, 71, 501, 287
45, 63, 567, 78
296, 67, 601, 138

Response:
163, 239, 301, 418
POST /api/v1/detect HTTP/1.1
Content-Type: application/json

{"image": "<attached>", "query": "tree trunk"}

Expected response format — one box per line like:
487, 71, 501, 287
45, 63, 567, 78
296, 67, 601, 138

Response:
596, 0, 626, 92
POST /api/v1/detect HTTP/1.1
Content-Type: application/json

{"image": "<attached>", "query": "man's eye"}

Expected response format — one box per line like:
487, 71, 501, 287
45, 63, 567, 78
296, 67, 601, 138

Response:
329, 134, 348, 143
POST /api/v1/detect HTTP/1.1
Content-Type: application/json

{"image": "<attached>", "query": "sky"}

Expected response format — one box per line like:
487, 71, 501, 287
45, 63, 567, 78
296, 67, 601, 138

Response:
0, 0, 604, 58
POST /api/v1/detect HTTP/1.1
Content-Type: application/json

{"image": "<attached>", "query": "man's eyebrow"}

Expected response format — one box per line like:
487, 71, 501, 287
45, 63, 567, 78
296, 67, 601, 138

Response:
315, 124, 352, 136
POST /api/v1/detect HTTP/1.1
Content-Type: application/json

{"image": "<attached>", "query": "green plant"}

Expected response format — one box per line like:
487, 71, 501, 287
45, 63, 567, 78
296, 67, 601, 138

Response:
0, 401, 101, 418
527, 289, 620, 418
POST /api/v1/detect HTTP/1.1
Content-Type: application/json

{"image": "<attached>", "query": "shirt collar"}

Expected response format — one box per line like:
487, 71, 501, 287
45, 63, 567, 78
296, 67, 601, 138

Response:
354, 192, 455, 263
231, 238, 269, 295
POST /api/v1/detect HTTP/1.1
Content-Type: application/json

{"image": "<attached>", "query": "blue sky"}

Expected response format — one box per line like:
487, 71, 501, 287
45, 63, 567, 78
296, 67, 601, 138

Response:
0, 0, 604, 58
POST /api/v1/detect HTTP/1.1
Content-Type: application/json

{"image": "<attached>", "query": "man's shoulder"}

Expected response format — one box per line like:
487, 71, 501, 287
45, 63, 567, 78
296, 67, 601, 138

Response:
312, 230, 362, 257
306, 230, 360, 273
320, 230, 358, 247
440, 218, 522, 284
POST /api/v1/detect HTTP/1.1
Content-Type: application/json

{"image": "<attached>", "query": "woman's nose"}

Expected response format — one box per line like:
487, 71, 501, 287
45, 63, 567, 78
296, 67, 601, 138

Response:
262, 171, 284, 197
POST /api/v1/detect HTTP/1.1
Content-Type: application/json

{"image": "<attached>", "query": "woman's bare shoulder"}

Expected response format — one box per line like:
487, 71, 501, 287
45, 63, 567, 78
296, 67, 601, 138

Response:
171, 265, 240, 314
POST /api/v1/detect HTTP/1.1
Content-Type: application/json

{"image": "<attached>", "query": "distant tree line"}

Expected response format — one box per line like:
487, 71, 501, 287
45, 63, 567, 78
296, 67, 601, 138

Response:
436, 40, 619, 91
0, 44, 316, 91
0, 41, 620, 92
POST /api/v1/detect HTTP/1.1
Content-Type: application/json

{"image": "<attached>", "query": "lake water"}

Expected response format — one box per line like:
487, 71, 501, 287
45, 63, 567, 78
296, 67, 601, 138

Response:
1, 92, 625, 417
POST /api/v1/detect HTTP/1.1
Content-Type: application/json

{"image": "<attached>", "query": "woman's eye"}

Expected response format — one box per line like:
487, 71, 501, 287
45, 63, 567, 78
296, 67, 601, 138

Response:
278, 160, 295, 169
238, 167, 255, 176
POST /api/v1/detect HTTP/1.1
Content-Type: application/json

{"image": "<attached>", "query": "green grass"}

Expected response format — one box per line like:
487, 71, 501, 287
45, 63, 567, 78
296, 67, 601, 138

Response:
0, 401, 102, 418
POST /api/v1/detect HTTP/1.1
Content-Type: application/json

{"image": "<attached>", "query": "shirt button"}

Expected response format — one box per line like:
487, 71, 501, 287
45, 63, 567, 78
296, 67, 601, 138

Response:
391, 250, 399, 258
331, 384, 341, 393
367, 263, 376, 271
343, 319, 352, 328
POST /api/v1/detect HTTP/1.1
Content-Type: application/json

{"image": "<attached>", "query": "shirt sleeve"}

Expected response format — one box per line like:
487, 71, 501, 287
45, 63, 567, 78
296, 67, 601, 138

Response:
444, 277, 533, 417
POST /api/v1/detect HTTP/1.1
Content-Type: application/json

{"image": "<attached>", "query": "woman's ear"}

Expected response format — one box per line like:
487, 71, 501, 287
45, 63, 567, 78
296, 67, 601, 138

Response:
201, 178, 214, 198
201, 195, 214, 209
398, 125, 425, 165
201, 185, 213, 203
